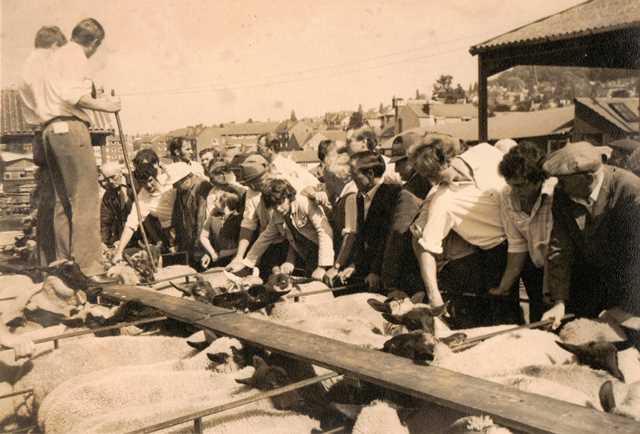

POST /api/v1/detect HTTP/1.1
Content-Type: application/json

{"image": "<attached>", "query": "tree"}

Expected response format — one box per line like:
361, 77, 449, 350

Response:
290, 110, 297, 122
347, 106, 365, 130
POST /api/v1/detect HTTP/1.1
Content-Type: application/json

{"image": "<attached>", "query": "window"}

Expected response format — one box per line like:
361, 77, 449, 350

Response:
609, 103, 638, 123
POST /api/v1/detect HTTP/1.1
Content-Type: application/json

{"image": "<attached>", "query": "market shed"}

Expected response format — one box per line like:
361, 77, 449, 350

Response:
470, 0, 640, 141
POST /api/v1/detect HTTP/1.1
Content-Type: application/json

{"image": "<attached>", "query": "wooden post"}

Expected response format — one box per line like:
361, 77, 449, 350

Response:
478, 54, 489, 142
193, 417, 203, 434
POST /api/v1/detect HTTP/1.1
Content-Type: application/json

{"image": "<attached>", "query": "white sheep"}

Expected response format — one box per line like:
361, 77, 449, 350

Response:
352, 400, 409, 434
10, 335, 195, 420
432, 329, 574, 378
600, 380, 640, 421
559, 318, 627, 345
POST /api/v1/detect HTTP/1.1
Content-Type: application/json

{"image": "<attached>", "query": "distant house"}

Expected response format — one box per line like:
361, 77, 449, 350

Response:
0, 88, 114, 154
303, 130, 348, 150
283, 148, 320, 170
275, 120, 314, 150
395, 99, 477, 134
0, 152, 36, 212
573, 97, 639, 145
197, 122, 278, 153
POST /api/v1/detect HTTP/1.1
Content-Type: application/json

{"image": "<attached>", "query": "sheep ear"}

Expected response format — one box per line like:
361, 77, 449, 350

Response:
186, 340, 210, 351
331, 403, 364, 420
235, 376, 255, 386
605, 350, 625, 382
555, 341, 582, 356
599, 380, 617, 413
368, 299, 391, 313
207, 352, 230, 365
253, 355, 268, 369
382, 313, 402, 325
612, 340, 634, 352
410, 292, 425, 304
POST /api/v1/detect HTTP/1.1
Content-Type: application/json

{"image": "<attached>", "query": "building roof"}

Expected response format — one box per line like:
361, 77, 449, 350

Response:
429, 103, 477, 119
428, 106, 574, 141
470, 0, 640, 54
284, 148, 320, 164
574, 97, 639, 133
1, 89, 114, 138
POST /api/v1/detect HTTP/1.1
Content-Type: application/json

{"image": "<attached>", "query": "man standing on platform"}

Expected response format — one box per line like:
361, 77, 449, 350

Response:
21, 18, 121, 278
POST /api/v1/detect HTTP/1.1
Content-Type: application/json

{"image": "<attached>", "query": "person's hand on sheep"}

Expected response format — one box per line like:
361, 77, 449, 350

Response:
311, 267, 326, 281
226, 258, 247, 273
279, 262, 295, 275
365, 272, 381, 290
338, 265, 355, 284
542, 300, 566, 330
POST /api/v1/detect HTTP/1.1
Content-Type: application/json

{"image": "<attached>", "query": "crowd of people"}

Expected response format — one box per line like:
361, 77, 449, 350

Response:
4, 18, 640, 358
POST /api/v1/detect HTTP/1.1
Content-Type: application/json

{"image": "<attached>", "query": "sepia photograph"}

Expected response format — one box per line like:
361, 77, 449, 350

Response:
0, 0, 639, 432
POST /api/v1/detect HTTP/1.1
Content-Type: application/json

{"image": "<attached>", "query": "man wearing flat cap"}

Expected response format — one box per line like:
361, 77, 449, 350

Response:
542, 142, 640, 336
409, 135, 523, 327
326, 150, 401, 291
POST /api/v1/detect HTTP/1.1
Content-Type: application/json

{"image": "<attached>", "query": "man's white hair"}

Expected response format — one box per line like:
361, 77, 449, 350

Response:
101, 161, 122, 178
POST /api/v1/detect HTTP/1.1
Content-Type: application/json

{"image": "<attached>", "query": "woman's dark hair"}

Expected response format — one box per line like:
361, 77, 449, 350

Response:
168, 137, 188, 158
34, 26, 67, 49
498, 141, 547, 184
133, 161, 158, 184
355, 129, 377, 151
71, 18, 105, 46
317, 140, 333, 162
133, 148, 159, 170
261, 179, 297, 209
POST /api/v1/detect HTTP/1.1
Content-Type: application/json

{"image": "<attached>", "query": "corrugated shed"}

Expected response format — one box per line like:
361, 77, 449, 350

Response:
470, 0, 640, 54
575, 97, 639, 132
1, 88, 114, 138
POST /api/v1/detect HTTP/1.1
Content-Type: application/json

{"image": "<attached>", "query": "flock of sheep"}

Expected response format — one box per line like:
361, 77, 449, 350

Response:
1, 266, 640, 434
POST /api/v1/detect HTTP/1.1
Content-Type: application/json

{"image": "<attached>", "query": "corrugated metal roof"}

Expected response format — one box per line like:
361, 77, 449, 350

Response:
428, 106, 574, 141
1, 88, 114, 138
430, 103, 477, 119
575, 97, 639, 132
470, 0, 640, 54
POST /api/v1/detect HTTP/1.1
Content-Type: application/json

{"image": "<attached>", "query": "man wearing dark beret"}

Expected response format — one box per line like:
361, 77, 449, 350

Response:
542, 142, 640, 341
326, 150, 402, 291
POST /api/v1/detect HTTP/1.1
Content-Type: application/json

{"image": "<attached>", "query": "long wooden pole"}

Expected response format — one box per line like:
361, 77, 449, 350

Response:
126, 372, 341, 434
110, 89, 156, 274
451, 313, 575, 352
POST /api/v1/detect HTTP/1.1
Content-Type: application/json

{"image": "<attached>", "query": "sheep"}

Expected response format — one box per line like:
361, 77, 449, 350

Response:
559, 317, 627, 345
351, 400, 409, 434
39, 357, 320, 434
432, 329, 574, 378
10, 335, 195, 421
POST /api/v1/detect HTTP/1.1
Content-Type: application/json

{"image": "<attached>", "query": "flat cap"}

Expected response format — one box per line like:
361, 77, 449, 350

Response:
239, 154, 269, 182
543, 141, 607, 176
350, 150, 386, 174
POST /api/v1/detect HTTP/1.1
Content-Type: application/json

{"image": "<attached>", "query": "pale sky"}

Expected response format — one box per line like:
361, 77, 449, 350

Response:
1, 0, 584, 134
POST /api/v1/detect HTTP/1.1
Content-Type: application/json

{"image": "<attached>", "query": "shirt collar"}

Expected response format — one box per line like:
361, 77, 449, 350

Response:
589, 167, 605, 204
362, 178, 383, 201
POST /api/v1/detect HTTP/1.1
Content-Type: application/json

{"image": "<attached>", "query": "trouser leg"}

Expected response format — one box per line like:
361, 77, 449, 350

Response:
521, 257, 545, 323
43, 120, 102, 275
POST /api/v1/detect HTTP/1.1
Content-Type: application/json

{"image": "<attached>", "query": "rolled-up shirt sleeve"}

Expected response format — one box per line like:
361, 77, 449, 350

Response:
307, 200, 334, 267
125, 190, 151, 230
501, 191, 528, 254
243, 219, 284, 267
416, 195, 453, 255
240, 192, 260, 231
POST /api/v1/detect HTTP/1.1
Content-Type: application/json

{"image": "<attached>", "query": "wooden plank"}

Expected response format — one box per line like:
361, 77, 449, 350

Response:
101, 285, 640, 434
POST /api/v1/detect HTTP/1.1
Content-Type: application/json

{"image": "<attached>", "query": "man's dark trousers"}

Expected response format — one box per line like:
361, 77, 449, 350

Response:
42, 118, 102, 275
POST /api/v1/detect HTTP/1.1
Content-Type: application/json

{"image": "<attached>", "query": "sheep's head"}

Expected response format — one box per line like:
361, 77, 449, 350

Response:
170, 275, 218, 300
556, 340, 631, 382
235, 355, 303, 410
382, 331, 438, 364
382, 301, 448, 333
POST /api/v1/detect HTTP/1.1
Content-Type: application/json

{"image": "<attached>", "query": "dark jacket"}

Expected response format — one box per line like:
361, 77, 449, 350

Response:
381, 173, 432, 292
100, 186, 133, 247
546, 166, 640, 316
173, 174, 212, 256
351, 183, 402, 276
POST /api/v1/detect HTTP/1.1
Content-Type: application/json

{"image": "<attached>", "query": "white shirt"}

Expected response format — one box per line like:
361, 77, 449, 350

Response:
125, 172, 176, 230
24, 42, 94, 124
270, 154, 319, 192
414, 143, 507, 254
240, 189, 272, 233
19, 48, 55, 126
501, 178, 557, 268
